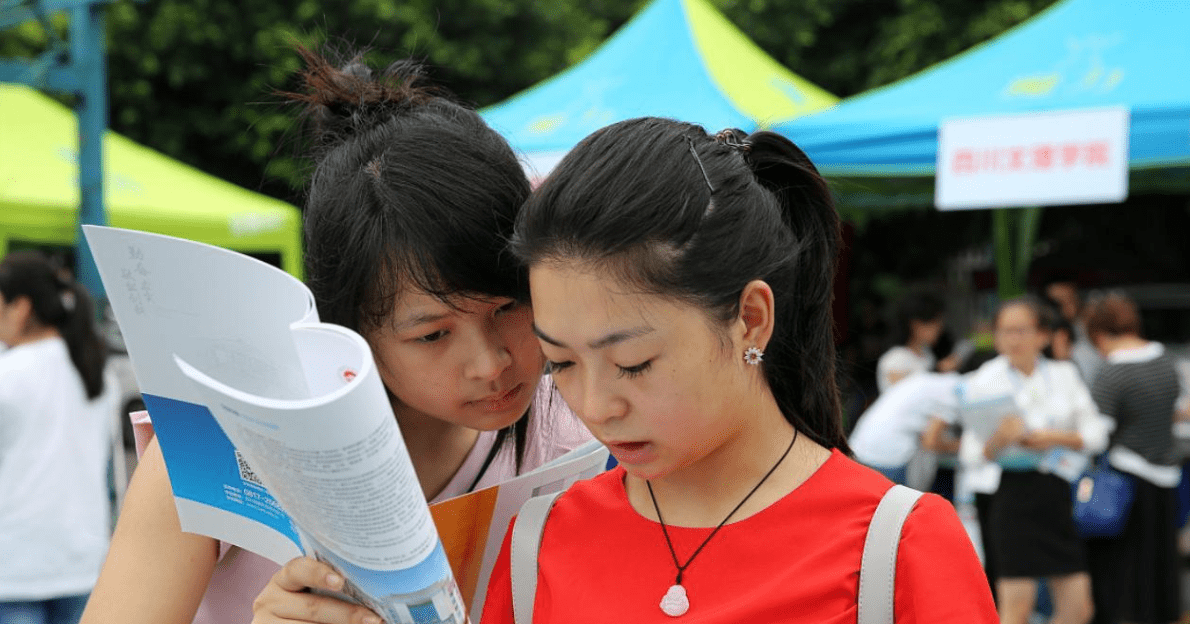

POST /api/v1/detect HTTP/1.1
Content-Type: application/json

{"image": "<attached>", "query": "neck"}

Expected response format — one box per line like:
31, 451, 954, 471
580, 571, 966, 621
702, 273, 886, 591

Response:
627, 392, 830, 528
1106, 335, 1149, 356
10, 326, 60, 347
1010, 355, 1038, 376
394, 402, 480, 500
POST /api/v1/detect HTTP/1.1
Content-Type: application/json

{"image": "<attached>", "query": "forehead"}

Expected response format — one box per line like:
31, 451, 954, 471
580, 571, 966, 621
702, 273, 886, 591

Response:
530, 263, 670, 324
997, 304, 1038, 327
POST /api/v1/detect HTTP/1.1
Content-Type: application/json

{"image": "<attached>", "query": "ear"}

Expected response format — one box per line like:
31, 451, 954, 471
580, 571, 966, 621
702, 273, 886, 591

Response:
735, 280, 775, 353
9, 296, 32, 324
3, 296, 34, 337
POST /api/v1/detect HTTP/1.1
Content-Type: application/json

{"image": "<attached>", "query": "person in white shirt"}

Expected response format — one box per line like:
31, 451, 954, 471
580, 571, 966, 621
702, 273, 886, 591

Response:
850, 371, 960, 487
0, 251, 117, 624
957, 296, 1109, 624
876, 292, 960, 393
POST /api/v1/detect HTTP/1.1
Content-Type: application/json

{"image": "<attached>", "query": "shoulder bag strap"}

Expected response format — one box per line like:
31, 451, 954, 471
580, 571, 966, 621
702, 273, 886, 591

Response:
510, 490, 564, 624
857, 484, 924, 624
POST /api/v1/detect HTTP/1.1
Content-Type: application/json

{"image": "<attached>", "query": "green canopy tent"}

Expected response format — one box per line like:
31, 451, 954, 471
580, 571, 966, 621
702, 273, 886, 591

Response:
0, 82, 302, 278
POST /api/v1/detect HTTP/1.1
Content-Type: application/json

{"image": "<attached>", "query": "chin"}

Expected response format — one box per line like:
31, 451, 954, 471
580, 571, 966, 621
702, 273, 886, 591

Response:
618, 460, 672, 482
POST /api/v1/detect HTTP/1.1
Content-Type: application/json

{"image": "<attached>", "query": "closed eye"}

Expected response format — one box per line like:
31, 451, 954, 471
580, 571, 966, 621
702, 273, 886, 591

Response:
545, 360, 574, 374
616, 360, 652, 379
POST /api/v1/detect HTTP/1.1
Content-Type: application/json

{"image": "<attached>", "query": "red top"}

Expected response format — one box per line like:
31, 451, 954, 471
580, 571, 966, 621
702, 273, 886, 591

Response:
480, 449, 997, 623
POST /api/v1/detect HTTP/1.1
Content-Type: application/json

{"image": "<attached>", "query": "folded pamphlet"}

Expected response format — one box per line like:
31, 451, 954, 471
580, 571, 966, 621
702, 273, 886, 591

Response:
85, 226, 607, 624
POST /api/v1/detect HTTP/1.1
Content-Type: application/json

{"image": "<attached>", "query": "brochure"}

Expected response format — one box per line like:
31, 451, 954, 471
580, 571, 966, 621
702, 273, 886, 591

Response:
84, 226, 607, 624
955, 393, 1040, 470
955, 394, 1019, 441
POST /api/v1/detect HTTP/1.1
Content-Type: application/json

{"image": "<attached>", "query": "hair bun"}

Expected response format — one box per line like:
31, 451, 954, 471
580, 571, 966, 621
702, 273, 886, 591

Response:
285, 46, 440, 156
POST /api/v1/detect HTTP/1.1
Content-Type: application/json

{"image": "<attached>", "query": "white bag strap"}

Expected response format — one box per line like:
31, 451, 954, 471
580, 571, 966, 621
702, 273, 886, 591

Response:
510, 490, 564, 624
858, 484, 923, 624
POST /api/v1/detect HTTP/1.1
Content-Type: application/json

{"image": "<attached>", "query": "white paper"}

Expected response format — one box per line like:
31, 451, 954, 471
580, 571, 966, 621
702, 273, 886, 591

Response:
86, 226, 467, 623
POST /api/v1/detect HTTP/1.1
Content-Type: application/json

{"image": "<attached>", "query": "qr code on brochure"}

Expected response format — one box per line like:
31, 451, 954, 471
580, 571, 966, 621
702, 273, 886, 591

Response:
235, 450, 265, 487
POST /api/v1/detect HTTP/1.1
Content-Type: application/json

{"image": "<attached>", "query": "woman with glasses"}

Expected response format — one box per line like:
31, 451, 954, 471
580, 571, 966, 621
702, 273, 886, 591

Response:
957, 296, 1110, 624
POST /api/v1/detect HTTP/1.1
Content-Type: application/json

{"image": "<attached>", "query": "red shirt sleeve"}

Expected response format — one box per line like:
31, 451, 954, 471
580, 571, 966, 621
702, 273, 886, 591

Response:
894, 493, 999, 623
478, 517, 516, 624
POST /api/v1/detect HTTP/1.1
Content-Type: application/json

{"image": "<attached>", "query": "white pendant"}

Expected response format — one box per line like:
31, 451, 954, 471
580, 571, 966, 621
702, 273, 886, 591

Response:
660, 584, 690, 617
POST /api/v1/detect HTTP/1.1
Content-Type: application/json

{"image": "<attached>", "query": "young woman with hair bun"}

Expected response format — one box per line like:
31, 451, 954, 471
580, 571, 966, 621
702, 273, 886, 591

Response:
479, 118, 997, 622
79, 47, 589, 624
0, 250, 118, 624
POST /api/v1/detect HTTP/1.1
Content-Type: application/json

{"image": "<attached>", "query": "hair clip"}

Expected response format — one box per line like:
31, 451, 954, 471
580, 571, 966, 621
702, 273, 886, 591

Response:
714, 129, 751, 153
685, 136, 715, 193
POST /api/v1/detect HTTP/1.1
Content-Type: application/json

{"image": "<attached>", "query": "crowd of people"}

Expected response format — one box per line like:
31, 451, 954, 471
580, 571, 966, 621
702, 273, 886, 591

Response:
851, 284, 1190, 624
1, 44, 1186, 624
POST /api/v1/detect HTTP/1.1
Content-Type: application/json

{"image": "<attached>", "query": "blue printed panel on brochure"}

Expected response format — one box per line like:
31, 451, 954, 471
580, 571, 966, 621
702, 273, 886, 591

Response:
141, 393, 302, 548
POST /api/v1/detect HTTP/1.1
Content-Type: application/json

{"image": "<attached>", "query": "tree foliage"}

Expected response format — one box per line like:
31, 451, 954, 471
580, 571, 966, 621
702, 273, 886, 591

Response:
1, 0, 1058, 202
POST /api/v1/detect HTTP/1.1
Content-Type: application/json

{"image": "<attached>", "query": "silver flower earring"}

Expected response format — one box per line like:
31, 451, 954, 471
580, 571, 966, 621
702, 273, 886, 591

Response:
743, 347, 764, 366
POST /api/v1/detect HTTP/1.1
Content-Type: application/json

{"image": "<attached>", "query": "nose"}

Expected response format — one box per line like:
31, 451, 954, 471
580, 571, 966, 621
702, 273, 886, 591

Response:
464, 329, 513, 382
574, 370, 626, 426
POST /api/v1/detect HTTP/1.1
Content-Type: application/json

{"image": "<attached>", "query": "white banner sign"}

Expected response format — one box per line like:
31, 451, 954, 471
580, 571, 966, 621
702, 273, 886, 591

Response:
935, 107, 1129, 210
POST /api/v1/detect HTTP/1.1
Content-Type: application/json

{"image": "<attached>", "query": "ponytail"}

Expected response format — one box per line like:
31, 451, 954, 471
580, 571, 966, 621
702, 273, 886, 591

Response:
60, 281, 106, 399
742, 131, 846, 452
0, 251, 107, 399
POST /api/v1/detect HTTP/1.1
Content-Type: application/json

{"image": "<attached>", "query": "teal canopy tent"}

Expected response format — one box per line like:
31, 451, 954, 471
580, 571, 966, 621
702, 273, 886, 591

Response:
775, 0, 1190, 210
481, 0, 837, 183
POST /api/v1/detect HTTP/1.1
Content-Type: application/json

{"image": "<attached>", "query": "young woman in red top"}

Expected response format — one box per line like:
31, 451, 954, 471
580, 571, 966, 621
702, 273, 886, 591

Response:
479, 118, 998, 622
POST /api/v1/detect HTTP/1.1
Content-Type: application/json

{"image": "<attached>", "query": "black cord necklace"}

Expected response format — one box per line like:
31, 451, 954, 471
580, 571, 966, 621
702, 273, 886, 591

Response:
647, 428, 799, 617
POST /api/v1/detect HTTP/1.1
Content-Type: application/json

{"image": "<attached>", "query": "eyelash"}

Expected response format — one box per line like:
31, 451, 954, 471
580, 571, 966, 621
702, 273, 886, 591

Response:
617, 360, 652, 379
412, 301, 516, 344
545, 360, 572, 374
416, 330, 448, 343
544, 359, 652, 379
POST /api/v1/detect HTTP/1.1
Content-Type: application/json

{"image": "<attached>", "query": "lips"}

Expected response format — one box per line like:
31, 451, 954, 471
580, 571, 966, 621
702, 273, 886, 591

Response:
471, 383, 525, 412
606, 440, 655, 465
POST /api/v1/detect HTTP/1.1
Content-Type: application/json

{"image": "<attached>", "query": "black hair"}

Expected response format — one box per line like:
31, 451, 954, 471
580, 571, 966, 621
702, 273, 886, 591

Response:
511, 118, 849, 453
285, 46, 532, 470
1041, 299, 1074, 359
891, 291, 945, 347
1040, 270, 1081, 295
0, 251, 107, 399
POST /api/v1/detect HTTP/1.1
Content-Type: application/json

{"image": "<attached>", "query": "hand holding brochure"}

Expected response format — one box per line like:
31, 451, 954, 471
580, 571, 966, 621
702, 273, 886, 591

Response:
84, 226, 607, 623
956, 393, 1040, 469
956, 394, 1019, 441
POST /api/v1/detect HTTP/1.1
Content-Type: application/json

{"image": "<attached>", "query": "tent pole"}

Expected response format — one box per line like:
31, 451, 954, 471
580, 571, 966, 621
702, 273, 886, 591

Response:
994, 209, 1019, 300
1014, 206, 1043, 291
73, 2, 109, 306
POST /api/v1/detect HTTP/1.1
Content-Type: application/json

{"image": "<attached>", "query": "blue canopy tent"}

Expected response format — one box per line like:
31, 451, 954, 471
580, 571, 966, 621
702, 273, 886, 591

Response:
776, 0, 1190, 210
481, 0, 837, 183
775, 0, 1190, 298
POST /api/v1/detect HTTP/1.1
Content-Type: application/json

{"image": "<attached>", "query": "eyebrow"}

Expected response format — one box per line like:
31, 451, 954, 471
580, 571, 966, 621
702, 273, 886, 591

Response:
392, 312, 451, 332
533, 323, 655, 349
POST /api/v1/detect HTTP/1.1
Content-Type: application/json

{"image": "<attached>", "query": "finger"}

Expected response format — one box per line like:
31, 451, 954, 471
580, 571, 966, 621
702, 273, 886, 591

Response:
256, 590, 381, 624
273, 557, 346, 593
